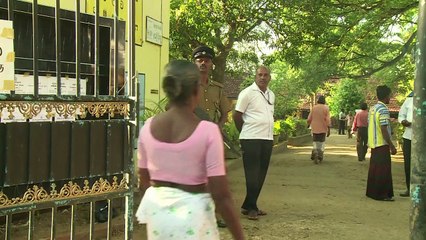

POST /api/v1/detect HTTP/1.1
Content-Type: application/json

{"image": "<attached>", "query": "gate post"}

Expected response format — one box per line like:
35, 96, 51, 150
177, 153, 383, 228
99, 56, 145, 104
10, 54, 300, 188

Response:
410, 0, 426, 238
125, 0, 136, 240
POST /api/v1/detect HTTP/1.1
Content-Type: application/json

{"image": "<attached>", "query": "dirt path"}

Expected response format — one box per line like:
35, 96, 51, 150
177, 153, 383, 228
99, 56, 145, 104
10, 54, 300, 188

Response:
131, 133, 410, 240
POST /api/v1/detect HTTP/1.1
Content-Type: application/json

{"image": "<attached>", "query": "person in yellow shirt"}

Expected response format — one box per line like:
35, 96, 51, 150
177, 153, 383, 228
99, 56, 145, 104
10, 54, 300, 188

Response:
366, 85, 397, 201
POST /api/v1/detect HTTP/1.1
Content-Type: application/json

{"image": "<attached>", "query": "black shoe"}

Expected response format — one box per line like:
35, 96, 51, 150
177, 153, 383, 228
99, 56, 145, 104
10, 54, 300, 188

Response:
400, 191, 409, 197
217, 219, 227, 228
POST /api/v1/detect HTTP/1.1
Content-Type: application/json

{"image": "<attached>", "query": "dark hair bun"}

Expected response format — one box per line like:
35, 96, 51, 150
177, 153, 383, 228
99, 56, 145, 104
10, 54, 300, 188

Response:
163, 75, 182, 100
162, 60, 200, 103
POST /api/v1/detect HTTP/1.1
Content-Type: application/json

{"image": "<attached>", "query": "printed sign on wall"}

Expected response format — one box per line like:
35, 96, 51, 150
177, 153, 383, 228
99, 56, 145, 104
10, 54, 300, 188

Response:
14, 74, 87, 96
146, 17, 162, 46
0, 19, 14, 94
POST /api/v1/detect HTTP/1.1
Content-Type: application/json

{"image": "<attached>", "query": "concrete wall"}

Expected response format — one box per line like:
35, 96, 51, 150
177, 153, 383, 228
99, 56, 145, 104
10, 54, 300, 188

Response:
18, 0, 86, 11
139, 0, 170, 106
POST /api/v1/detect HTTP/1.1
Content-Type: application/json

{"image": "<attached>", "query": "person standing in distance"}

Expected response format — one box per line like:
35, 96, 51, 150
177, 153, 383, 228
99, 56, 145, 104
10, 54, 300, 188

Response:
233, 66, 275, 221
346, 112, 354, 139
398, 91, 413, 197
338, 109, 346, 135
366, 85, 397, 201
192, 45, 231, 128
352, 102, 369, 161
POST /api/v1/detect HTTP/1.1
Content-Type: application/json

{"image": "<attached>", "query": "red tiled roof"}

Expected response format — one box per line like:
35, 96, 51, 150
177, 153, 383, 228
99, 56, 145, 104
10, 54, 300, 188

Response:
389, 101, 400, 112
366, 98, 400, 112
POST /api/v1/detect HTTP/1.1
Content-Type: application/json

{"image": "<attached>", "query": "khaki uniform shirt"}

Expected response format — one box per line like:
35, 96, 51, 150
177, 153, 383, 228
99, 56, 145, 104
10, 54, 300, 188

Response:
198, 80, 231, 123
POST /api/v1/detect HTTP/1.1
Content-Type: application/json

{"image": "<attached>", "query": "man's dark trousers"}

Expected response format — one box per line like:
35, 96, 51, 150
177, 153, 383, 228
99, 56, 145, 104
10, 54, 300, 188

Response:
240, 139, 273, 211
338, 120, 346, 135
356, 127, 368, 161
403, 138, 411, 191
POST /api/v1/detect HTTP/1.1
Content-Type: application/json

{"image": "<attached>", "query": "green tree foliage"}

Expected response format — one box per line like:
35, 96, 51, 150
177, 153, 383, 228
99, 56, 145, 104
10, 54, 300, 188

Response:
225, 44, 260, 86
372, 53, 415, 97
327, 78, 367, 116
267, 0, 418, 79
170, 0, 279, 82
170, 0, 419, 109
268, 61, 307, 118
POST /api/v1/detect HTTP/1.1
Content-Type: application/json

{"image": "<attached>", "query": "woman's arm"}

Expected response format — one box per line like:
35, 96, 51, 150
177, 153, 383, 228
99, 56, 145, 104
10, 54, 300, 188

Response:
208, 175, 245, 240
138, 168, 151, 197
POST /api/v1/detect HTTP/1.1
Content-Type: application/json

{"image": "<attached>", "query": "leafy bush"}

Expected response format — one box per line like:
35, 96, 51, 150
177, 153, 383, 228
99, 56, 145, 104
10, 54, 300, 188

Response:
278, 120, 293, 141
223, 120, 240, 146
273, 121, 281, 135
391, 120, 404, 150
140, 98, 168, 122
327, 78, 366, 117
293, 119, 310, 136
274, 116, 310, 142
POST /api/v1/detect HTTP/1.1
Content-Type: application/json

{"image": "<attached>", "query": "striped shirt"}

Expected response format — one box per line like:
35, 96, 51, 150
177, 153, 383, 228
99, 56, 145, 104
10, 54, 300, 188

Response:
368, 101, 391, 148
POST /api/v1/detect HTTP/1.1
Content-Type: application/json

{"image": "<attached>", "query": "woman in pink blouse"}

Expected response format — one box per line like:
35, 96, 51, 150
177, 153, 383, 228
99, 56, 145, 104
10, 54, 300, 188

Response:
135, 60, 244, 240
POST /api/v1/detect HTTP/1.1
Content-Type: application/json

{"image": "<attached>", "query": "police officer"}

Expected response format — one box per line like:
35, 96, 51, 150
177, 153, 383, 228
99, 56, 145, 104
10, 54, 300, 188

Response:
192, 45, 231, 228
192, 45, 231, 129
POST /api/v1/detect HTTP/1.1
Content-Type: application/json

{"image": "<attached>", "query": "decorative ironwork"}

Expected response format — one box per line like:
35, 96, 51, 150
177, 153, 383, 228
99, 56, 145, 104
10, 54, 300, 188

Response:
0, 101, 129, 120
0, 176, 128, 208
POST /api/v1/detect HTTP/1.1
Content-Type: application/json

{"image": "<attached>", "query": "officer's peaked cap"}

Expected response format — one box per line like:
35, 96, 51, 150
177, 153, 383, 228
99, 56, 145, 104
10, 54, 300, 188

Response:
192, 45, 215, 59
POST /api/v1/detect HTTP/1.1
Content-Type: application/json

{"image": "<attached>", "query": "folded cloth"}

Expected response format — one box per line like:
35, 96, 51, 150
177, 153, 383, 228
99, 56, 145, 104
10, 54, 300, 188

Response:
136, 186, 219, 240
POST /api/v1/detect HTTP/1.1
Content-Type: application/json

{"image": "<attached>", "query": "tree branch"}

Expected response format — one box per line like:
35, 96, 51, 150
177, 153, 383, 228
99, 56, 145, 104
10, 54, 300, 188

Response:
347, 30, 417, 78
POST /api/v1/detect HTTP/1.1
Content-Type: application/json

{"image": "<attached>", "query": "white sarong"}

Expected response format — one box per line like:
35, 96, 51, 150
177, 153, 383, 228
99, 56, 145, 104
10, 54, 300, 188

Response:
136, 186, 219, 240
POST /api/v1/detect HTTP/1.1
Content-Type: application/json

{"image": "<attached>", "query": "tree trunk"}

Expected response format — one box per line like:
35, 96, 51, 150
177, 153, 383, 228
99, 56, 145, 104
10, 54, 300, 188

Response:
410, 1, 426, 239
212, 50, 230, 83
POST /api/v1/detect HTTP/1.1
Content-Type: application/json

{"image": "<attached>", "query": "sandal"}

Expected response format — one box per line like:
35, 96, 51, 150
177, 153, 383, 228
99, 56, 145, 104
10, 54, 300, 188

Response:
257, 209, 267, 216
247, 210, 258, 220
241, 209, 267, 216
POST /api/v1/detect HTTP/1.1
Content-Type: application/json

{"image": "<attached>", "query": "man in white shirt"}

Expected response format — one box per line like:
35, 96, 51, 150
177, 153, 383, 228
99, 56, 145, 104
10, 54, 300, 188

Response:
233, 66, 275, 221
398, 91, 413, 197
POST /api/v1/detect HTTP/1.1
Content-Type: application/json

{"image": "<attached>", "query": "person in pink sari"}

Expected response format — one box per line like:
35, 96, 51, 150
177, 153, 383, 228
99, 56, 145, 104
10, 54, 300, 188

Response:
136, 60, 244, 240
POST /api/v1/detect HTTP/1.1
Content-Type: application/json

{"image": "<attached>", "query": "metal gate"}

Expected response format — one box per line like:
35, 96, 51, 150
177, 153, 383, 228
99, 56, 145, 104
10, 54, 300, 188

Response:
0, 0, 136, 239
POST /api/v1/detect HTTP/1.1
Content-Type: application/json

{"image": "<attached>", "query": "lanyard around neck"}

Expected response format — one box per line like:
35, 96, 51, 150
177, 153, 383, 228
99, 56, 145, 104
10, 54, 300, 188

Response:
260, 91, 273, 105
